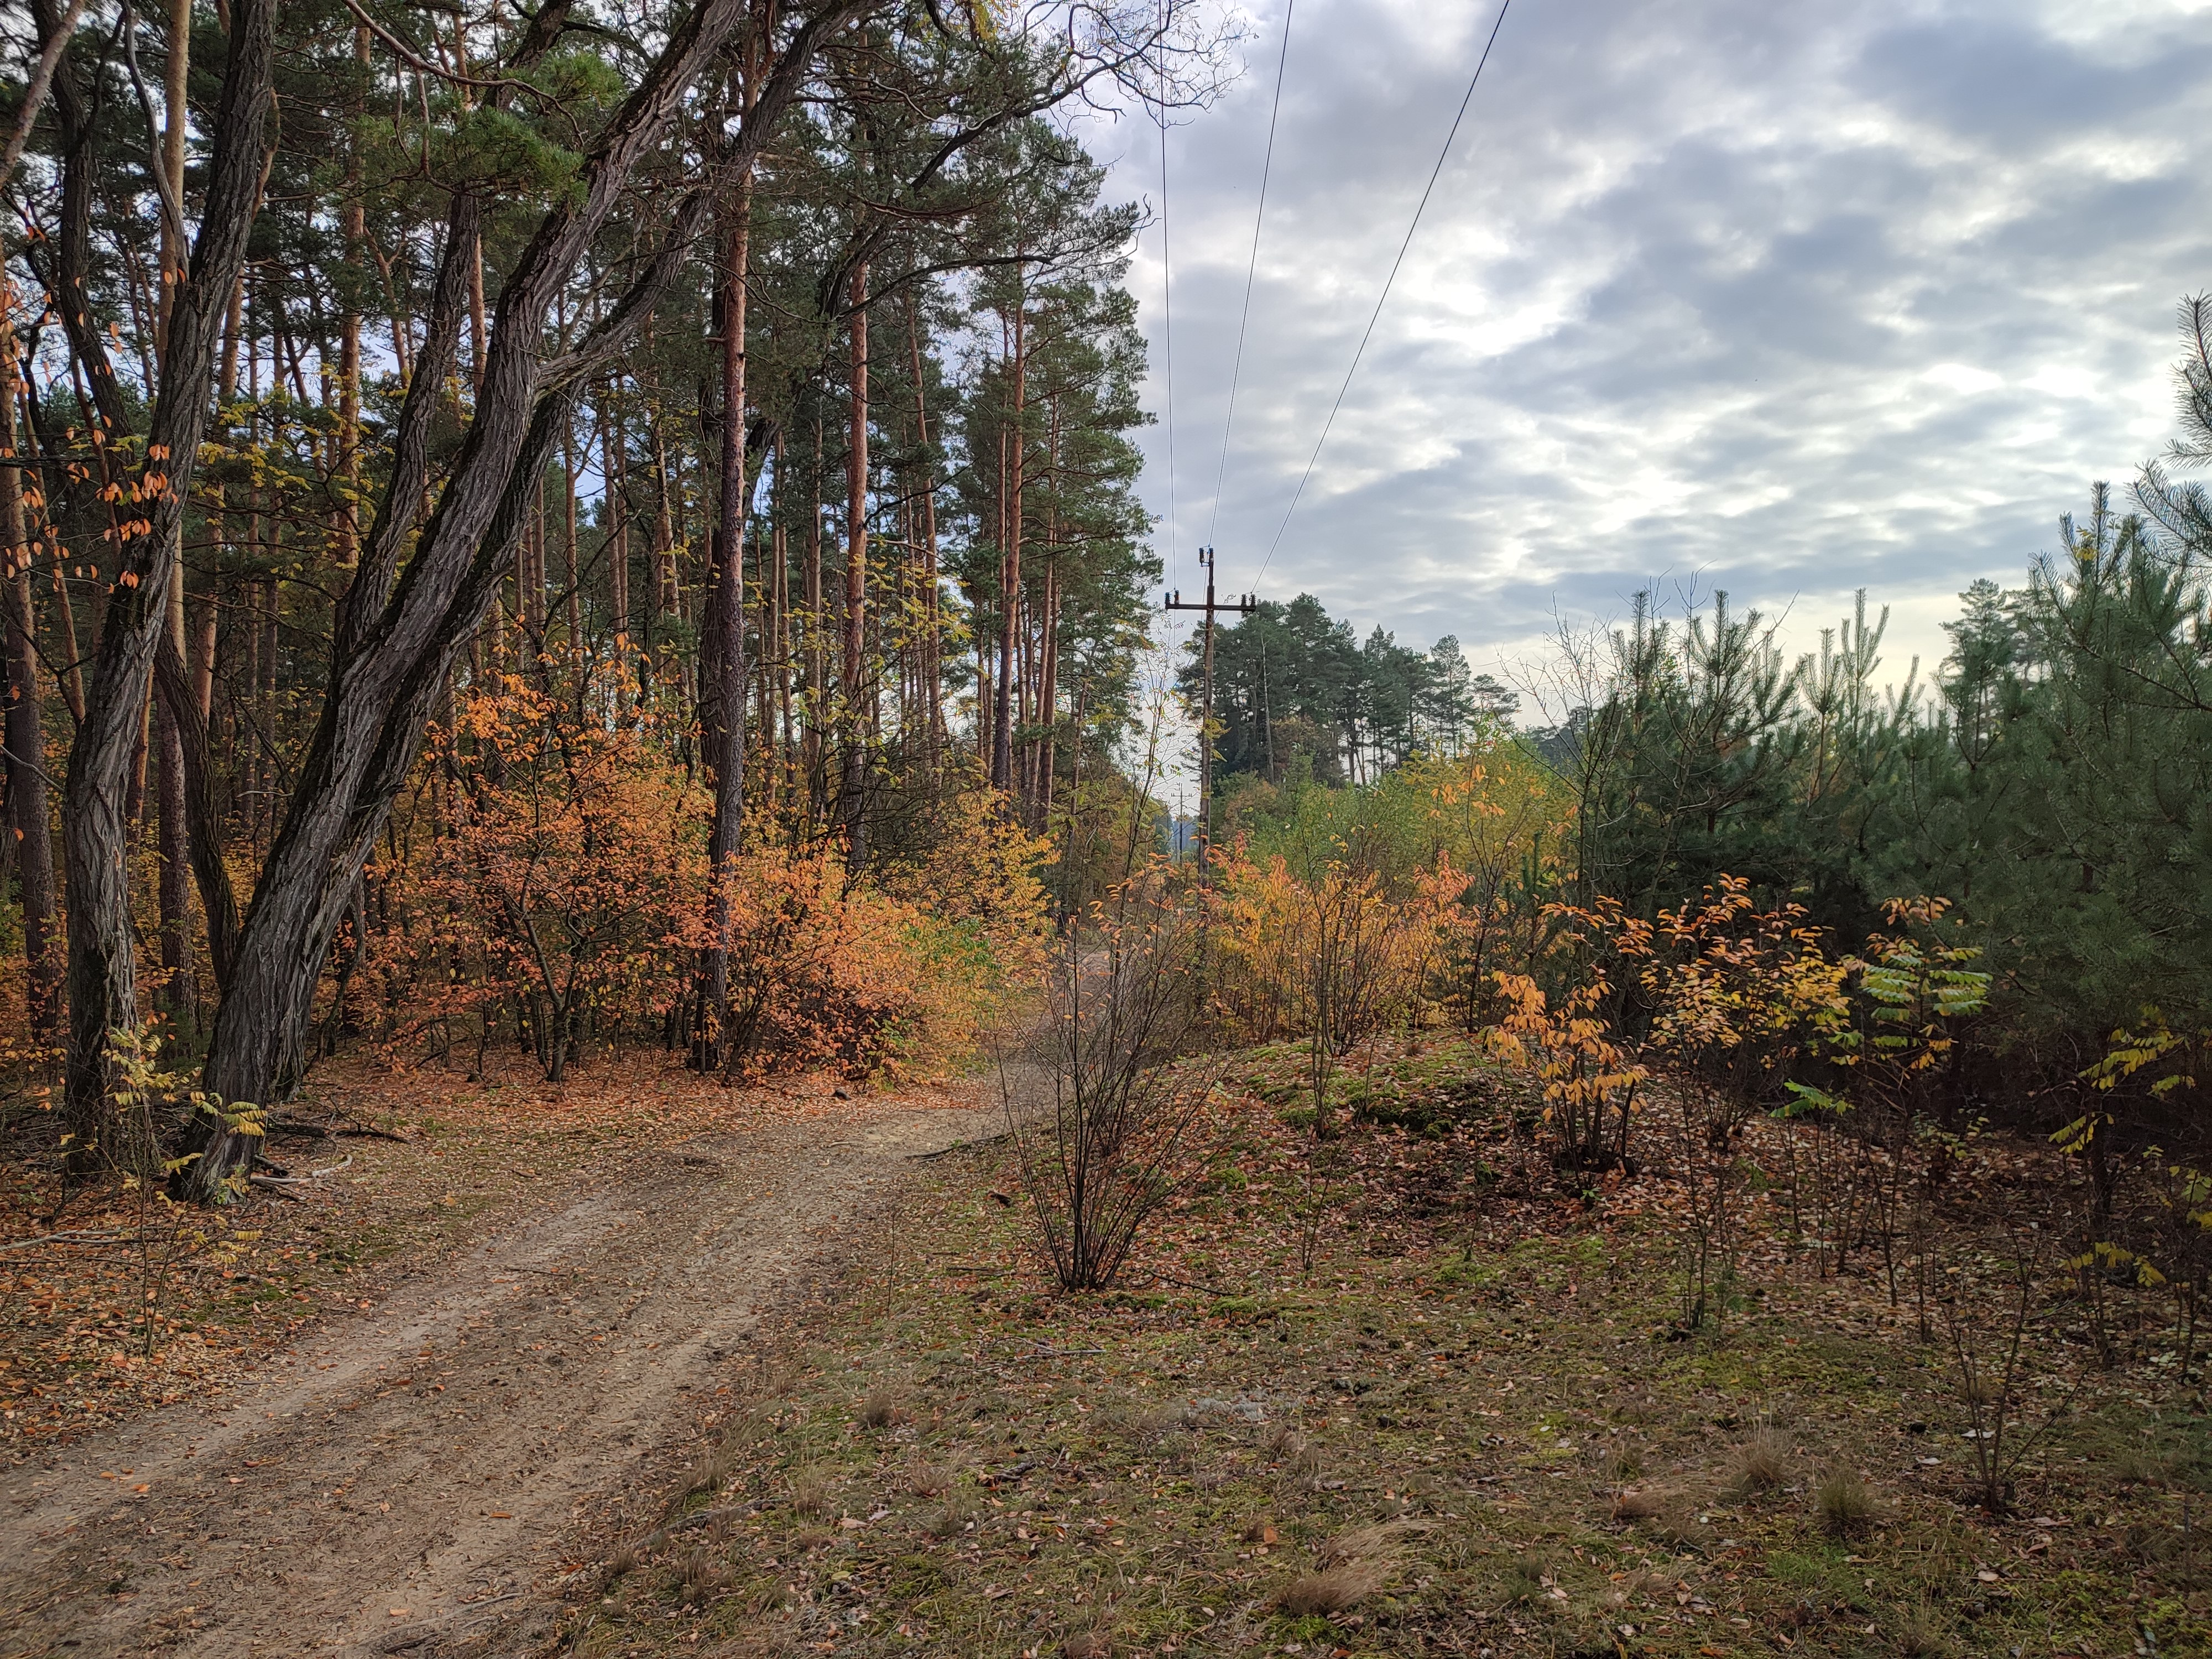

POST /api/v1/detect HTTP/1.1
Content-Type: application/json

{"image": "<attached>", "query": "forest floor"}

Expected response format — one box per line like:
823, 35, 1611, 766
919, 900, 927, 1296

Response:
510, 1039, 2211, 1659
0, 1039, 2207, 1659
0, 1054, 1004, 1659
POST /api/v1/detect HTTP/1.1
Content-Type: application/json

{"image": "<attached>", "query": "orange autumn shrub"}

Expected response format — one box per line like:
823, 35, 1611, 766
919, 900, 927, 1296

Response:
1207, 844, 1434, 1048
1206, 847, 1310, 1044
366, 681, 1045, 1083
367, 680, 711, 1079
1488, 878, 1851, 1171
718, 820, 1043, 1084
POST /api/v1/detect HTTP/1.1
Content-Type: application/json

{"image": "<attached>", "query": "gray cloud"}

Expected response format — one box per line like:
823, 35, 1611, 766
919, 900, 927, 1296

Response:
1093, 0, 2212, 687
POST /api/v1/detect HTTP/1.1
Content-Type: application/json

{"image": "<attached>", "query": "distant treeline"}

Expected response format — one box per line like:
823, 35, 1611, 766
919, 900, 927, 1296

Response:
1177, 596, 1520, 787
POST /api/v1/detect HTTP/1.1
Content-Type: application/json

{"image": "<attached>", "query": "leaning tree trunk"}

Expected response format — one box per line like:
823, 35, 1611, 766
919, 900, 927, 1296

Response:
55, 0, 276, 1168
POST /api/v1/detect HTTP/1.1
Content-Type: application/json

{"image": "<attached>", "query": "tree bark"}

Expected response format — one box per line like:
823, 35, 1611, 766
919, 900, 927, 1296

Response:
602, 387, 630, 660
698, 107, 753, 1066
904, 294, 941, 770
153, 632, 239, 990
805, 414, 825, 823
991, 292, 1025, 795
60, 0, 276, 1168
841, 261, 869, 862
0, 0, 90, 195
650, 411, 677, 640
154, 0, 194, 1034
772, 439, 792, 785
1037, 555, 1058, 828
2, 342, 57, 1037
337, 25, 368, 571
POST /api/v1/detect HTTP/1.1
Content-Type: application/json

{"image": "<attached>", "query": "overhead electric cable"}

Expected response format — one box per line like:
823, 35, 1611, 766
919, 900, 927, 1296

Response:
1205, 0, 1297, 549
1255, 0, 1515, 581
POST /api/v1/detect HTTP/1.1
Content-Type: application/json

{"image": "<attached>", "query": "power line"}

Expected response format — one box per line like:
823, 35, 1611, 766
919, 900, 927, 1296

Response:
1205, 0, 1297, 550
1254, 0, 1515, 583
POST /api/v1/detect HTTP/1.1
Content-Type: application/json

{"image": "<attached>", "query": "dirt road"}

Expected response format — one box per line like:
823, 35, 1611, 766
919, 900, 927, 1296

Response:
0, 1092, 1002, 1658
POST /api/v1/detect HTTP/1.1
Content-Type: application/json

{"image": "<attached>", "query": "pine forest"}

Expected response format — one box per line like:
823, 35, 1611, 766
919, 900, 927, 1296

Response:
0, 3, 2206, 1656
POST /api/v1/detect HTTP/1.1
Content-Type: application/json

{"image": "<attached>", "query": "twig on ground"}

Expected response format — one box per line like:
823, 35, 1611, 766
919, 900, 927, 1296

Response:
910, 1131, 1016, 1162
0, 1229, 131, 1252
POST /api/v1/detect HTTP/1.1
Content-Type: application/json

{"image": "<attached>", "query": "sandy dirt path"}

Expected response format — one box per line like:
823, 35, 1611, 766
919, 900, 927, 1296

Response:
0, 1092, 1003, 1659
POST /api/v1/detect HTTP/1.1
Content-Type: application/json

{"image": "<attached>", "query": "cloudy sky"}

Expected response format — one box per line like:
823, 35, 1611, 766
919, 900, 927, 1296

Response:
1079, 0, 2212, 707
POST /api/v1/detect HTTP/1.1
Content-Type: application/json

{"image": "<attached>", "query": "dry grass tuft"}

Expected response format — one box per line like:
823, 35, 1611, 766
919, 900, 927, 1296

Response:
1062, 1630, 1113, 1659
2112, 1448, 2164, 1488
1275, 1559, 1389, 1616
1726, 1426, 1793, 1495
607, 1542, 641, 1579
1603, 1568, 1673, 1611
1316, 1520, 1420, 1569
1892, 1599, 1958, 1658
676, 1547, 725, 1598
907, 1461, 955, 1499
723, 1407, 778, 1447
1276, 1520, 1409, 1615
926, 1496, 976, 1538
1612, 1486, 1708, 1545
1611, 1487, 1672, 1520
858, 1391, 901, 1429
687, 1441, 744, 1495
1102, 1402, 1195, 1442
1497, 1553, 1547, 1607
1817, 1468, 1876, 1537
1273, 1434, 1326, 1493
788, 1469, 831, 1518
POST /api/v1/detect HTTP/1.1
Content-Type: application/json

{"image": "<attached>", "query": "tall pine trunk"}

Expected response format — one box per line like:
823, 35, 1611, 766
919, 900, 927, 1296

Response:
698, 140, 752, 1066
153, 0, 194, 1037
991, 295, 1026, 796
2, 333, 57, 1035
841, 262, 869, 862
805, 416, 825, 824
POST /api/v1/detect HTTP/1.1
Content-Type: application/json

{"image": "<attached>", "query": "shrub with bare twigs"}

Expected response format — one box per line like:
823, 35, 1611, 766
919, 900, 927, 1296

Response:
1004, 879, 1221, 1291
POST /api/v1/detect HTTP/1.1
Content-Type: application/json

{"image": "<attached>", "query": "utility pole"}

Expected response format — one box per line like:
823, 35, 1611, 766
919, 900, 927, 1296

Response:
1164, 546, 1255, 877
